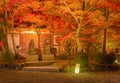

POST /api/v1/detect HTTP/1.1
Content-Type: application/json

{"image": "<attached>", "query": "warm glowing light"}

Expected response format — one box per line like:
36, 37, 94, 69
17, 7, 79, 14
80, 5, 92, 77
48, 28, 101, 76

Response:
75, 64, 80, 74
115, 59, 119, 64
21, 31, 36, 34
21, 30, 49, 34
41, 32, 45, 34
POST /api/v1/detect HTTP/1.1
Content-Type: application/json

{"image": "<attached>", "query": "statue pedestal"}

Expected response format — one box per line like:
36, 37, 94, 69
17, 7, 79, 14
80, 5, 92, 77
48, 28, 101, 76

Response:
42, 53, 54, 61
26, 55, 38, 62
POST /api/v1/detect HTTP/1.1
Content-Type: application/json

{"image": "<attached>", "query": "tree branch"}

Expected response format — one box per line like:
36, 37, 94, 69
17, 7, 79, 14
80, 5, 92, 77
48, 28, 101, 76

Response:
63, 0, 78, 23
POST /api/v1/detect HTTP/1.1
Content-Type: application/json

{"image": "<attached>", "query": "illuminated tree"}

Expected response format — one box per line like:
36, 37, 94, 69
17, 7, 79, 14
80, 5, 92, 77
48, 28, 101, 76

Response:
0, 0, 119, 58
97, 0, 120, 53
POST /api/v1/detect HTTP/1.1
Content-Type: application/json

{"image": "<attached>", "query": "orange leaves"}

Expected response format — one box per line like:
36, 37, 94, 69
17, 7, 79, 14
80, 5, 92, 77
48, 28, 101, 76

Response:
80, 36, 96, 42
53, 16, 65, 29
28, 1, 41, 11
85, 10, 106, 27
65, 0, 74, 4
114, 35, 120, 39
55, 36, 61, 44
65, 0, 82, 11
0, 1, 3, 11
23, 14, 42, 23
40, 1, 54, 11
97, 0, 120, 11
59, 5, 68, 14
75, 10, 84, 18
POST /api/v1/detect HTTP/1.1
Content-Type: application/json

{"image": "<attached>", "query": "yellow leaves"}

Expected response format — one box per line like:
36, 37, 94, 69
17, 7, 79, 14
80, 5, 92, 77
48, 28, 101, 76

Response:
59, 5, 68, 13
69, 0, 81, 10
0, 1, 3, 5
66, 0, 74, 4
22, 14, 43, 25
28, 1, 41, 11
87, 0, 97, 6
85, 10, 107, 27
42, 1, 54, 10
109, 13, 120, 21
75, 10, 84, 16
0, 1, 3, 12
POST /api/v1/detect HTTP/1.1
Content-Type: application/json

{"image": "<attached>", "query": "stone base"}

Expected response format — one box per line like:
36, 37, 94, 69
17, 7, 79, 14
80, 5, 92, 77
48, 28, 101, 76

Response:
26, 55, 38, 62
42, 54, 54, 61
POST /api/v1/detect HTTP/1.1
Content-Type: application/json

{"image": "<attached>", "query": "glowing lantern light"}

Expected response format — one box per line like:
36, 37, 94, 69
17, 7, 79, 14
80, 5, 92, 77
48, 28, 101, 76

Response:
75, 64, 80, 74
115, 59, 118, 63
115, 59, 119, 64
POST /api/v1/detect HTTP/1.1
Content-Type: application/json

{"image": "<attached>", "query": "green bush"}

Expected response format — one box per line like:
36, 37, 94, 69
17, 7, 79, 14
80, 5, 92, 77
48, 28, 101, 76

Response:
63, 66, 75, 73
75, 52, 88, 67
94, 53, 116, 64
2, 50, 15, 63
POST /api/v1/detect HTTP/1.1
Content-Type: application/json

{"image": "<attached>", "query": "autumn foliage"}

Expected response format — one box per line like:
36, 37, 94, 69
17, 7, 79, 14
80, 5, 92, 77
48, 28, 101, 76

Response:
0, 0, 120, 54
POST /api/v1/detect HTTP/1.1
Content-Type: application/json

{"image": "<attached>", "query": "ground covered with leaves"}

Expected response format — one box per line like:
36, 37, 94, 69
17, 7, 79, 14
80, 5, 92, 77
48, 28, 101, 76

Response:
0, 69, 120, 83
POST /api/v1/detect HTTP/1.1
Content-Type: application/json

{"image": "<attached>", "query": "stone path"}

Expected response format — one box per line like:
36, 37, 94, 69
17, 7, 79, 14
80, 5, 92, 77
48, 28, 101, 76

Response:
0, 69, 120, 83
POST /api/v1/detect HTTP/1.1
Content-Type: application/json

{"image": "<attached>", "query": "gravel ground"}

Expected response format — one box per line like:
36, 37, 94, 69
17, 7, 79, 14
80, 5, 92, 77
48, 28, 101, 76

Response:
0, 69, 120, 83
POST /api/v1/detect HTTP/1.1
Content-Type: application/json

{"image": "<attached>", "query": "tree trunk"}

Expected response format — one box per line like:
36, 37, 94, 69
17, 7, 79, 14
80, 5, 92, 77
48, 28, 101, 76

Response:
36, 29, 42, 61
103, 29, 106, 54
50, 15, 53, 48
11, 15, 17, 54
64, 0, 82, 53
3, 0, 9, 52
75, 23, 82, 52
102, 7, 109, 54
37, 29, 41, 50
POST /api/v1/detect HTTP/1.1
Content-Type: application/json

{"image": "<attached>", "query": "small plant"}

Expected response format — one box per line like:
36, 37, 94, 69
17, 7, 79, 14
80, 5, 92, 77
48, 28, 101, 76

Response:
75, 52, 88, 67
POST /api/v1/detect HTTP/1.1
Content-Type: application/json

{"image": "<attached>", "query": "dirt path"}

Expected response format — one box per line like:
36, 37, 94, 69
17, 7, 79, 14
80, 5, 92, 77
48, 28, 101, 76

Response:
0, 69, 120, 83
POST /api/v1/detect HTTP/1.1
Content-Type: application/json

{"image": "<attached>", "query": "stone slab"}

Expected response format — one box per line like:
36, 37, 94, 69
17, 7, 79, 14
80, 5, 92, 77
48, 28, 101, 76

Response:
22, 66, 60, 72
42, 54, 54, 60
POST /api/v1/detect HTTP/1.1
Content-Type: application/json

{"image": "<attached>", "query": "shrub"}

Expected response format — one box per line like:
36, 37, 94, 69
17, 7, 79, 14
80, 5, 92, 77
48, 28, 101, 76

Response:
94, 52, 116, 64
2, 50, 15, 63
63, 66, 75, 73
94, 53, 105, 64
75, 52, 88, 67
104, 53, 116, 64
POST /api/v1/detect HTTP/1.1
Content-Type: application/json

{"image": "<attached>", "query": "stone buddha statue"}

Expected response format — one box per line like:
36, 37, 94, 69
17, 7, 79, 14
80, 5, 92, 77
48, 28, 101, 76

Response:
28, 39, 36, 55
44, 38, 51, 54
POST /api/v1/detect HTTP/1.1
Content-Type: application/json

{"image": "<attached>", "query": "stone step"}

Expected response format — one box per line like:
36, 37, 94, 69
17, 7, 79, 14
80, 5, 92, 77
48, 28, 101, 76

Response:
25, 60, 58, 66
22, 66, 60, 72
